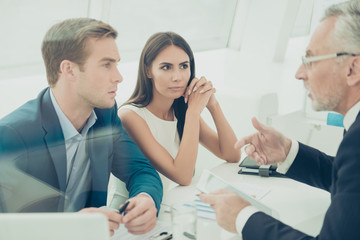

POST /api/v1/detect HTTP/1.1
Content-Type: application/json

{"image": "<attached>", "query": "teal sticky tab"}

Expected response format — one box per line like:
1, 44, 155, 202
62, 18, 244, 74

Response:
326, 112, 344, 127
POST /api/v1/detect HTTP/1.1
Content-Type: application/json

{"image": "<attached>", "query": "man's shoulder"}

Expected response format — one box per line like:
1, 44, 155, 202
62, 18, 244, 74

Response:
0, 98, 40, 129
0, 88, 48, 138
0, 94, 44, 158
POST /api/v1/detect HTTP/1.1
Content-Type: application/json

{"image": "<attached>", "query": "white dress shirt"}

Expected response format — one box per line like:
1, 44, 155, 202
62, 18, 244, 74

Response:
50, 90, 96, 211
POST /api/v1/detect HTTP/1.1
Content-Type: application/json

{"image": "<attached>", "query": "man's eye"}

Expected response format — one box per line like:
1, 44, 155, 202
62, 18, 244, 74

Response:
103, 63, 111, 68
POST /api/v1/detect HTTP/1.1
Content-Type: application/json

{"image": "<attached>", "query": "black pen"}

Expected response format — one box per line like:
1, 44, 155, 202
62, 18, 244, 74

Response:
118, 200, 130, 215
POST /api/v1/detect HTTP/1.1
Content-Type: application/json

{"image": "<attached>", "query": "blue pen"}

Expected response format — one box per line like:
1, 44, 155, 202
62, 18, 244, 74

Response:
118, 200, 130, 216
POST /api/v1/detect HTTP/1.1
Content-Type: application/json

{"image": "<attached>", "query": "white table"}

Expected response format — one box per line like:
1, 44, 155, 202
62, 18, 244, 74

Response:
158, 162, 330, 239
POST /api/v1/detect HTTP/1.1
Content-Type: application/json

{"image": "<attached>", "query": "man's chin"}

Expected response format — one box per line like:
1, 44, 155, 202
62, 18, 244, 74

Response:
311, 101, 332, 112
311, 101, 322, 111
95, 101, 116, 109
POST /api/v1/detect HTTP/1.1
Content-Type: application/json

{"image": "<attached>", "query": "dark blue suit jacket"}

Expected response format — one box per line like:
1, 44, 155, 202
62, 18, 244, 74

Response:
242, 112, 360, 239
0, 88, 163, 212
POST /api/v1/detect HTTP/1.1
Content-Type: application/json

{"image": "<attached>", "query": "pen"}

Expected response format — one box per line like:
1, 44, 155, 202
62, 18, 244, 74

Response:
238, 167, 285, 177
161, 234, 172, 240
118, 200, 130, 215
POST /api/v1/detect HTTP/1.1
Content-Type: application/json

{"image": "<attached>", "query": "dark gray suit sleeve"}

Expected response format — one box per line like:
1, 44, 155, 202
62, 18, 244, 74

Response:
242, 122, 360, 240
286, 142, 334, 191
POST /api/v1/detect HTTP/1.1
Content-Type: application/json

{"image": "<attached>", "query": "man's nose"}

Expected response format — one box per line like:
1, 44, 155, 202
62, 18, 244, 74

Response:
114, 67, 123, 83
295, 63, 307, 81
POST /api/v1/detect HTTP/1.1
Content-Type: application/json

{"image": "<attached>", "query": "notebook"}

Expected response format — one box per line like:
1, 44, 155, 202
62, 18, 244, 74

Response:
238, 156, 285, 177
0, 213, 109, 240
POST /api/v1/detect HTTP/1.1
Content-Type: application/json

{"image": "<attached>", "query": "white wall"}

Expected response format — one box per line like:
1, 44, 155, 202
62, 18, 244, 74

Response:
0, 43, 344, 181
0, 0, 346, 176
0, 47, 291, 175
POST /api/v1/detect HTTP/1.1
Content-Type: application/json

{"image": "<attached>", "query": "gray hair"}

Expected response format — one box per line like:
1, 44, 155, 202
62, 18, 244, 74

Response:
323, 0, 360, 54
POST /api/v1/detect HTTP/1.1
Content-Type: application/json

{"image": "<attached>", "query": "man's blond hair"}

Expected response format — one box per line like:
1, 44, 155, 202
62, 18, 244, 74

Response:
41, 18, 118, 86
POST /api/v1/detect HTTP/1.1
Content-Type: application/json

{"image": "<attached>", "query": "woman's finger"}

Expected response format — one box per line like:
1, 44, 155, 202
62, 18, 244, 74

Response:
192, 76, 207, 93
187, 77, 199, 95
199, 81, 213, 94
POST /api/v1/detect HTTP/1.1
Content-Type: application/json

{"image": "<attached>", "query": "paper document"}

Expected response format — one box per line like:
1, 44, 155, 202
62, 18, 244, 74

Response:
197, 170, 278, 218
193, 184, 269, 221
236, 183, 270, 200
163, 200, 217, 221
193, 199, 216, 221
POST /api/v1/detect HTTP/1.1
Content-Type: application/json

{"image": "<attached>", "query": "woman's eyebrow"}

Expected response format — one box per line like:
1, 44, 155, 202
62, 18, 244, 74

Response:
159, 62, 173, 65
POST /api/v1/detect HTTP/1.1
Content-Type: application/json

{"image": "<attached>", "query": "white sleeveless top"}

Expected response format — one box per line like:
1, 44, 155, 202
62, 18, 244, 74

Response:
107, 105, 180, 206
123, 105, 180, 191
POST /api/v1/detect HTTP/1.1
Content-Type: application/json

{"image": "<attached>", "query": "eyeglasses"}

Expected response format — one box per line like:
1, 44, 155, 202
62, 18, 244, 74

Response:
302, 52, 358, 69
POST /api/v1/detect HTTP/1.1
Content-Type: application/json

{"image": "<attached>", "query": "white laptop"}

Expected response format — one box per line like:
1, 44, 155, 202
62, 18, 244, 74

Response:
0, 213, 110, 240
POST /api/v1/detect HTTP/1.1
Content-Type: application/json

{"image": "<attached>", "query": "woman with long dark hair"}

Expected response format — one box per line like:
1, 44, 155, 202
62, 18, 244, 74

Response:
109, 32, 240, 196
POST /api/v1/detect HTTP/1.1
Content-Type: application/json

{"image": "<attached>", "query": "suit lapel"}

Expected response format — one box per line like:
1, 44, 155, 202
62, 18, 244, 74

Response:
38, 89, 113, 207
40, 88, 67, 193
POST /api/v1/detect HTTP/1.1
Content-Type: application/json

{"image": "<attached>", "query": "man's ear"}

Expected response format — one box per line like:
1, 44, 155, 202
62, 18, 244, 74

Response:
346, 56, 360, 87
60, 60, 77, 81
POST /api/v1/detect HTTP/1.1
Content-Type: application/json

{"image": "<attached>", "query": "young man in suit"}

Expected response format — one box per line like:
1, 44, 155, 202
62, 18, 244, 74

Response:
0, 18, 163, 236
200, 0, 360, 239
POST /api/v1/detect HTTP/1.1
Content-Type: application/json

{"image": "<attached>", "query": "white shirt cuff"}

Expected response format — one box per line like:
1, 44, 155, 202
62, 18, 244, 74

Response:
235, 206, 259, 235
276, 139, 299, 174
